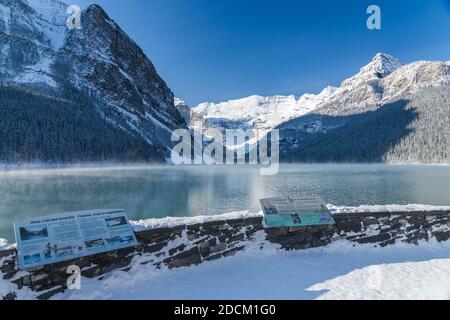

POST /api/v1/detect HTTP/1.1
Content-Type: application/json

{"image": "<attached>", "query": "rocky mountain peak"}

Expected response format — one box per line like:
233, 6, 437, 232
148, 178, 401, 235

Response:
365, 53, 403, 77
341, 53, 403, 89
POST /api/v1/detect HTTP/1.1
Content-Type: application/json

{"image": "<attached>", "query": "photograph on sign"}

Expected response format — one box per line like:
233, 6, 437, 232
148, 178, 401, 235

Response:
260, 196, 335, 228
14, 209, 139, 270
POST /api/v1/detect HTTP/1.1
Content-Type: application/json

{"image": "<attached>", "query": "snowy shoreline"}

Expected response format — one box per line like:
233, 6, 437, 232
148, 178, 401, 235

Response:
2, 204, 450, 250
132, 203, 450, 231
0, 162, 449, 173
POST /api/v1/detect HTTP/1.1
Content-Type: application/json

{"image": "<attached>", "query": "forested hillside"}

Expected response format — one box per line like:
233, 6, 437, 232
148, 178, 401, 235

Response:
0, 84, 164, 164
385, 86, 450, 163
279, 86, 450, 163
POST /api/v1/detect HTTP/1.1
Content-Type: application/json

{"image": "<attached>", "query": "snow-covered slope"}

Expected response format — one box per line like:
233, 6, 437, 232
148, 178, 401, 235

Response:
192, 53, 450, 135
0, 0, 186, 158
0, 0, 67, 87
193, 91, 335, 134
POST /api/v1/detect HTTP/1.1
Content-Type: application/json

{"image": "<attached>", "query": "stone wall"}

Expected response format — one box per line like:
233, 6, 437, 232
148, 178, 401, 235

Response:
1, 210, 450, 300
266, 210, 450, 250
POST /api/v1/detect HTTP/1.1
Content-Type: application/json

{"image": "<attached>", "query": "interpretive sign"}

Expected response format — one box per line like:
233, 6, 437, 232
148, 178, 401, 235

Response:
260, 196, 335, 228
14, 209, 138, 270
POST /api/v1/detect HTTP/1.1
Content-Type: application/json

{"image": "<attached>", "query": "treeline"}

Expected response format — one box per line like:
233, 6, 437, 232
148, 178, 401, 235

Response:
0, 84, 164, 164
385, 86, 450, 163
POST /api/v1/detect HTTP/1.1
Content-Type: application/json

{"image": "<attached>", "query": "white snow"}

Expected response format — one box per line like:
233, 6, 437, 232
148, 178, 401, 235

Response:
51, 239, 450, 300
192, 88, 336, 138
13, 57, 58, 87
132, 210, 263, 231
7, 0, 69, 88
309, 255, 450, 300
328, 203, 450, 214
24, 0, 68, 50
0, 238, 11, 250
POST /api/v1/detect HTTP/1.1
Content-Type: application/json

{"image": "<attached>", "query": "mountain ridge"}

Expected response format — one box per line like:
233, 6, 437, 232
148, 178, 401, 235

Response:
186, 53, 449, 135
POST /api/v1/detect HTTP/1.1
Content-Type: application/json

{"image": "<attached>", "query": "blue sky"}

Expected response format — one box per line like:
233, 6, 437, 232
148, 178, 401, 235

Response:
75, 0, 450, 105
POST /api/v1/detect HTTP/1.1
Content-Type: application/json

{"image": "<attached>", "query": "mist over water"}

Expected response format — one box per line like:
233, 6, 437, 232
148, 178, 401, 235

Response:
0, 164, 449, 241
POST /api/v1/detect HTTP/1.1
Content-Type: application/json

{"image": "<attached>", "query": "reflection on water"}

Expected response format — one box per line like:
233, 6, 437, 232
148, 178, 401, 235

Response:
0, 164, 449, 241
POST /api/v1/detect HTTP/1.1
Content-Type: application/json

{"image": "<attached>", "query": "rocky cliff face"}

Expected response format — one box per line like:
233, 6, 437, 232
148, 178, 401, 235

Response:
54, 5, 186, 150
175, 98, 211, 131
0, 0, 186, 159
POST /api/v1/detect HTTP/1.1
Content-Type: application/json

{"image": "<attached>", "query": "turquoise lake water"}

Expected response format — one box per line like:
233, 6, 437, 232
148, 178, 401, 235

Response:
0, 164, 449, 241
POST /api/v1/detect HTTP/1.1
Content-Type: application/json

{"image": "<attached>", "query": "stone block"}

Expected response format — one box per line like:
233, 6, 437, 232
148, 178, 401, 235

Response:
222, 246, 245, 257
166, 247, 202, 269
2, 292, 17, 300
169, 244, 186, 256
3, 270, 18, 280
186, 223, 202, 231
434, 231, 450, 242
355, 233, 392, 244
1, 260, 16, 274
0, 249, 16, 258
226, 233, 245, 244
143, 241, 167, 254
209, 243, 227, 255
81, 266, 103, 278
36, 286, 66, 300
225, 218, 245, 226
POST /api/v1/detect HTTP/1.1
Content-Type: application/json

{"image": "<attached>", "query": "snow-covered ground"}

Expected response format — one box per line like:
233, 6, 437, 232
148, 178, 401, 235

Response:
53, 238, 450, 300
1, 204, 450, 300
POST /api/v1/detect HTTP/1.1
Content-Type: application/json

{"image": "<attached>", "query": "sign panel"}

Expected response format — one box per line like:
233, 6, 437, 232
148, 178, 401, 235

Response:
260, 196, 335, 228
14, 209, 138, 270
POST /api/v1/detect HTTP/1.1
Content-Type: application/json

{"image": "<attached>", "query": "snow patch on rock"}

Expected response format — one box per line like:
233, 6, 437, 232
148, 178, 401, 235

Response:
328, 203, 450, 214
23, 0, 68, 50
131, 210, 263, 231
0, 238, 11, 250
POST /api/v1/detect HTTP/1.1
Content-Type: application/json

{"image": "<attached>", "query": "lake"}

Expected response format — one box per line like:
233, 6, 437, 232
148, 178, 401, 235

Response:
0, 164, 449, 242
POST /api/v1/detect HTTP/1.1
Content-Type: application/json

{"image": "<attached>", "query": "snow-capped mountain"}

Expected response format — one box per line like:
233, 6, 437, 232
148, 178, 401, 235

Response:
192, 92, 332, 133
184, 53, 450, 163
175, 98, 210, 131
0, 0, 186, 158
315, 53, 450, 116
191, 53, 450, 135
